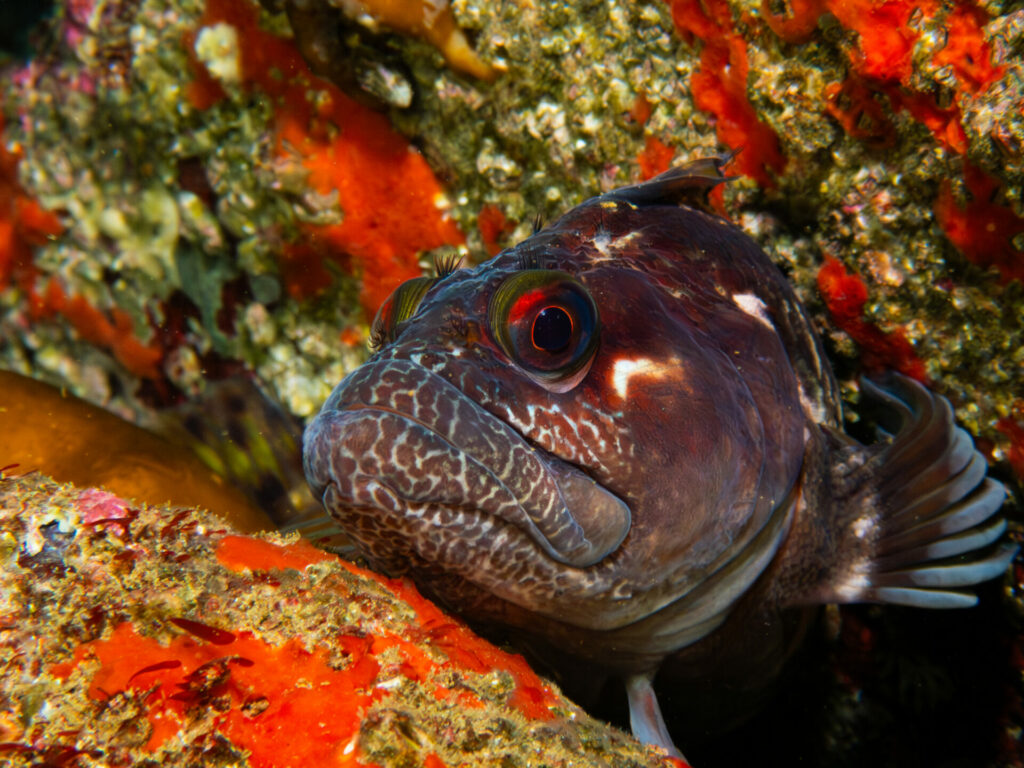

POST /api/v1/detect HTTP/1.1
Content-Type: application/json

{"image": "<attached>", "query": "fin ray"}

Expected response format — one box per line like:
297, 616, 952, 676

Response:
869, 543, 1017, 588
878, 478, 1006, 555
860, 587, 979, 609
882, 450, 988, 536
873, 516, 1007, 570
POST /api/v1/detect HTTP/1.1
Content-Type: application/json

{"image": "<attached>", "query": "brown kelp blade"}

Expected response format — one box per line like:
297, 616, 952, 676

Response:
0, 369, 272, 533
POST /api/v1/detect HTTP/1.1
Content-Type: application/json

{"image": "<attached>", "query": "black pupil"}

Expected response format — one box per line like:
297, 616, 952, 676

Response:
532, 306, 573, 353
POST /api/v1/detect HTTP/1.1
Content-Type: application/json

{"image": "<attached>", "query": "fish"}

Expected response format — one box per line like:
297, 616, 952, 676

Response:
302, 157, 1016, 757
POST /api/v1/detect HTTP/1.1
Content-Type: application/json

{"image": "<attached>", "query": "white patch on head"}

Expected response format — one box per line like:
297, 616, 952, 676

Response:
611, 231, 641, 250
732, 292, 774, 330
611, 357, 676, 399
592, 230, 640, 261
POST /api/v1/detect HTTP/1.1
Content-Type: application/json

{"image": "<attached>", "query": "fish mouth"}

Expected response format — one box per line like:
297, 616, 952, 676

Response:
303, 359, 631, 568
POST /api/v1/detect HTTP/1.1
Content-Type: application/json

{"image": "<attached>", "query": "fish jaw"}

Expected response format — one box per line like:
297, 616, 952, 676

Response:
303, 359, 632, 574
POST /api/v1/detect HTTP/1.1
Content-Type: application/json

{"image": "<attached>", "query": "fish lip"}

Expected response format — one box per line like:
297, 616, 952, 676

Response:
304, 358, 632, 568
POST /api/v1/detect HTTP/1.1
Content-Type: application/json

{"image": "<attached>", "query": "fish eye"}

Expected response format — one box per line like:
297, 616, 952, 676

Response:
488, 270, 599, 391
370, 276, 437, 349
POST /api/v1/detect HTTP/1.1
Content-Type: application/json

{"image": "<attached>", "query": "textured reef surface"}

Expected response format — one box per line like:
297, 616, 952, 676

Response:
1, 0, 1023, 764
0, 472, 686, 767
1, 0, 1022, 482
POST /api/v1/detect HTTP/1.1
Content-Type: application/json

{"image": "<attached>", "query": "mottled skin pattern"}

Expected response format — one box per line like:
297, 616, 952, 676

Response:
304, 159, 1012, 748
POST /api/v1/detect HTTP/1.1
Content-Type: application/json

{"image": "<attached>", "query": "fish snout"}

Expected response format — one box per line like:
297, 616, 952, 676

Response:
303, 360, 631, 568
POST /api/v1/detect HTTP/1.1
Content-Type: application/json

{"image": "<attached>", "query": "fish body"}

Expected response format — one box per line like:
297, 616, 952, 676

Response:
303, 159, 1014, 754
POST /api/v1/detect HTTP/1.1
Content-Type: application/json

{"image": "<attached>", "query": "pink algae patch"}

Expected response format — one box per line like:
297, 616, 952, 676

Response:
78, 489, 132, 524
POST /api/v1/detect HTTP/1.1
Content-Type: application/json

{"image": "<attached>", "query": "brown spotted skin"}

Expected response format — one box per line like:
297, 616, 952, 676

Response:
304, 159, 842, 675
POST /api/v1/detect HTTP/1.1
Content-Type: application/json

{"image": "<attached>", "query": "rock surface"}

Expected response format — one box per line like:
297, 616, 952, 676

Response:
0, 472, 685, 768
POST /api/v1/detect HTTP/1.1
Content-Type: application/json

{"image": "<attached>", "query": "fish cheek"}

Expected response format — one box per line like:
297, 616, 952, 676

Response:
588, 315, 767, 572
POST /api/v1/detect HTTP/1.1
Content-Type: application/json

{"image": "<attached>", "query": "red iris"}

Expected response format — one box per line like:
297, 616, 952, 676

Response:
490, 270, 599, 390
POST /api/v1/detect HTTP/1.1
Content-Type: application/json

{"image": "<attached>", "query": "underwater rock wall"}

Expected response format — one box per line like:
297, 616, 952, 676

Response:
1, 1, 1024, 764
0, 0, 465, 420
393, 0, 1024, 490
0, 0, 1021, 494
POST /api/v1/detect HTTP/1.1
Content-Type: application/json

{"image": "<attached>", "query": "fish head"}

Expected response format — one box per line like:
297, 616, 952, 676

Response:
304, 162, 812, 657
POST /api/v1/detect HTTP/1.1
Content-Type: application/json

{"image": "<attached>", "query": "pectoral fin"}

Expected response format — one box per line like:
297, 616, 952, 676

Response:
625, 673, 687, 761
780, 374, 1017, 610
